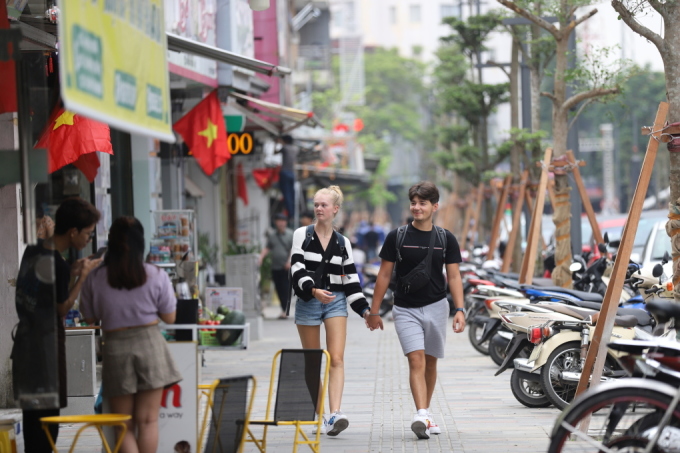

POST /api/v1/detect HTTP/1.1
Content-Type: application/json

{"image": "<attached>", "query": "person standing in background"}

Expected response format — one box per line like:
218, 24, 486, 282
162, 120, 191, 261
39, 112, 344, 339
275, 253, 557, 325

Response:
300, 210, 314, 227
276, 134, 299, 220
259, 213, 294, 319
12, 198, 102, 452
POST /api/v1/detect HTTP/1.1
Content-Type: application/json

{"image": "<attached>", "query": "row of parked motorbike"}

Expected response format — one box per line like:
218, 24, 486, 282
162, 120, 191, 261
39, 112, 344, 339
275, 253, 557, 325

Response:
463, 236, 680, 451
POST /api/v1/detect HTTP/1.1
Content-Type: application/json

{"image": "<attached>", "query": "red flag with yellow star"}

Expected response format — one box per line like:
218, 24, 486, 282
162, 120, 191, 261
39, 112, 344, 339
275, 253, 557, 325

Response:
35, 107, 114, 182
0, 0, 17, 113
173, 90, 230, 176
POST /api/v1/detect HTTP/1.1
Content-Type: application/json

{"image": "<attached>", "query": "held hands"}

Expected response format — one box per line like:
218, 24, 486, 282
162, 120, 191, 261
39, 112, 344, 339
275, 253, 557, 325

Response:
365, 311, 383, 331
312, 288, 336, 304
452, 311, 466, 333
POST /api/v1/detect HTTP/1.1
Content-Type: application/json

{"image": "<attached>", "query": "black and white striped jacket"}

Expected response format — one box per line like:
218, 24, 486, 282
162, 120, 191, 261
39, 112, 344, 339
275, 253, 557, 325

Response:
290, 226, 369, 317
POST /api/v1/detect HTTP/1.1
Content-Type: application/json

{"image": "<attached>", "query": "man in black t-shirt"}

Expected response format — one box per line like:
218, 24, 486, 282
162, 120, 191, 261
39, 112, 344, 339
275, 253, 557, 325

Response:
366, 181, 466, 440
12, 198, 101, 452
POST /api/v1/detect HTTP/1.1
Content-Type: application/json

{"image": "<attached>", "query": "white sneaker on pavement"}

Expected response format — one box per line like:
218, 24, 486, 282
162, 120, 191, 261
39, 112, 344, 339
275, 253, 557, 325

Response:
327, 411, 349, 436
411, 413, 431, 439
313, 416, 327, 435
427, 412, 441, 435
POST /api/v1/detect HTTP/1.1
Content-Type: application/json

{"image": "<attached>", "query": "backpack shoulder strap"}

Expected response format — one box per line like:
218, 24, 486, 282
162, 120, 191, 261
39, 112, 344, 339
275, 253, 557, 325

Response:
395, 225, 408, 263
435, 226, 447, 262
302, 224, 315, 250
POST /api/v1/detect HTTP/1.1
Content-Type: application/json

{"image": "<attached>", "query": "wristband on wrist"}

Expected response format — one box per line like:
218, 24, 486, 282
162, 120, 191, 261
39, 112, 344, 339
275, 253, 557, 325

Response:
368, 313, 381, 316
454, 307, 465, 313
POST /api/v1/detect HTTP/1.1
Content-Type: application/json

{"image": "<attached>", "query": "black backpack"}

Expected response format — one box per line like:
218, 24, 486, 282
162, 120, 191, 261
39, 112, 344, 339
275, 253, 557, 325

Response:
392, 224, 447, 287
286, 225, 346, 315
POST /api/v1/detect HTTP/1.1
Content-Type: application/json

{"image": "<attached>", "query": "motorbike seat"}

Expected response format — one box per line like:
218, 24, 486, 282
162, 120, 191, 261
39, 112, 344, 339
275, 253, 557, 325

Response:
613, 315, 639, 328
615, 307, 655, 327
522, 286, 604, 302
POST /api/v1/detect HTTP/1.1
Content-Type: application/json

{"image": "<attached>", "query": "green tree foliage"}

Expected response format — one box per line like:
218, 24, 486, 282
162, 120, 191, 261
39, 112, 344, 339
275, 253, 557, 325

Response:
434, 13, 511, 186
311, 48, 429, 208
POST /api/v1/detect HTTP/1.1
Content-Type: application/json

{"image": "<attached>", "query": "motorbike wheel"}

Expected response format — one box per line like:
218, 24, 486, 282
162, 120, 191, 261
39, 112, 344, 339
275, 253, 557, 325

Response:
467, 305, 490, 355
547, 385, 679, 453
489, 334, 508, 367
510, 369, 551, 408
540, 341, 581, 411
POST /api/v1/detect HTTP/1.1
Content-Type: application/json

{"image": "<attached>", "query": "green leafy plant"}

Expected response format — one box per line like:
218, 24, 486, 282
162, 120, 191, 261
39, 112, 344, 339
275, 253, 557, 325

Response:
198, 232, 219, 269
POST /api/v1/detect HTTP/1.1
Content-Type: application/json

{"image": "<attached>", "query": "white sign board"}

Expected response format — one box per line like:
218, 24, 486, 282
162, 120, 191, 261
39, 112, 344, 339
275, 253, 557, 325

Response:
205, 287, 243, 313
157, 342, 198, 452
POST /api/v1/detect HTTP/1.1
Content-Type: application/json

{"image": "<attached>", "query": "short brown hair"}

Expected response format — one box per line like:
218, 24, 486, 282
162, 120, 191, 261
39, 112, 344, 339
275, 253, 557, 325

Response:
54, 198, 100, 235
105, 217, 147, 290
408, 181, 439, 204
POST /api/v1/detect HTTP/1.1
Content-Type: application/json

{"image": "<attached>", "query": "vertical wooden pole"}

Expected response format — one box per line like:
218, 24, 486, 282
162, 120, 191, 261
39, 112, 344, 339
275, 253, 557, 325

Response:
487, 175, 512, 260
575, 103, 668, 412
467, 182, 484, 249
459, 194, 473, 249
566, 150, 603, 246
501, 170, 529, 273
519, 148, 552, 284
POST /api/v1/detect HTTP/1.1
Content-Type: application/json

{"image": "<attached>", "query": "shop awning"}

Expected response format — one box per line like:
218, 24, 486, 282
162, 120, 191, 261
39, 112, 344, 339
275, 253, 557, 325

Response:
166, 33, 292, 78
228, 92, 321, 135
184, 176, 205, 198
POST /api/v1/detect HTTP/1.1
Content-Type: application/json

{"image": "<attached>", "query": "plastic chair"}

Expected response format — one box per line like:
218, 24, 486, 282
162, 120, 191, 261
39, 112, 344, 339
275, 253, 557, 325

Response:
246, 349, 330, 453
40, 414, 131, 453
197, 375, 256, 453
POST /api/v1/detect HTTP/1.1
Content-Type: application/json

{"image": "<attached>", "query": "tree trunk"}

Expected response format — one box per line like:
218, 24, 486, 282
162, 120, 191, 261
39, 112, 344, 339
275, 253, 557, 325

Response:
661, 22, 680, 298
551, 35, 573, 286
530, 22, 542, 133
510, 38, 523, 272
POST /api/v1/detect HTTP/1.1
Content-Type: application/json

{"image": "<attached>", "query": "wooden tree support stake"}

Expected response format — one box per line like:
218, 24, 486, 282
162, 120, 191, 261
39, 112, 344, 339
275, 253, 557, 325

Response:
575, 102, 668, 433
519, 148, 552, 284
487, 175, 513, 260
466, 182, 485, 250
566, 150, 604, 246
502, 170, 529, 272
460, 193, 474, 250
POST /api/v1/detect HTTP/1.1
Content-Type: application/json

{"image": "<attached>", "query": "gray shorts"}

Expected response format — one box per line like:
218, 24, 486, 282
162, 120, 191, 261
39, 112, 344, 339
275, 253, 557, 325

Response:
393, 298, 449, 359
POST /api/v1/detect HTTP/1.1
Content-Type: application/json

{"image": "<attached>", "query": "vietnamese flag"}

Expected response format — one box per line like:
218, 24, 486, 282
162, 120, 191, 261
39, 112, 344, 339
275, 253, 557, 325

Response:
252, 166, 280, 191
0, 0, 17, 113
35, 108, 114, 182
173, 90, 230, 176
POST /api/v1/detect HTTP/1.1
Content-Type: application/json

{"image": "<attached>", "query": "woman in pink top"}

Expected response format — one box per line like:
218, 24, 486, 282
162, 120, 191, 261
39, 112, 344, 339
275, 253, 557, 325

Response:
80, 217, 182, 453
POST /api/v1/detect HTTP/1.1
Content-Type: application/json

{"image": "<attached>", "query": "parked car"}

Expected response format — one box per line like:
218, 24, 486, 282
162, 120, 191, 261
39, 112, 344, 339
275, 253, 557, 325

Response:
639, 220, 672, 270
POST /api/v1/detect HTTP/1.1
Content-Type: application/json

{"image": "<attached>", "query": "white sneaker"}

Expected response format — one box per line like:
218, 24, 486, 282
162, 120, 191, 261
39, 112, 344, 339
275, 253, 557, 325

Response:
327, 411, 349, 436
411, 413, 430, 439
427, 412, 441, 435
313, 416, 327, 435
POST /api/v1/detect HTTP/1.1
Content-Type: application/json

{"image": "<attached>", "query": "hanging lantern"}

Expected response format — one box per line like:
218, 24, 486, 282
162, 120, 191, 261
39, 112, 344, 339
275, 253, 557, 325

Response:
249, 0, 270, 11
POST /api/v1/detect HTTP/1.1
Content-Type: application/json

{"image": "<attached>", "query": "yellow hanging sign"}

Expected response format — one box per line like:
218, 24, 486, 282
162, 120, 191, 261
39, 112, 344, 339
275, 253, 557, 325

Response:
58, 0, 175, 143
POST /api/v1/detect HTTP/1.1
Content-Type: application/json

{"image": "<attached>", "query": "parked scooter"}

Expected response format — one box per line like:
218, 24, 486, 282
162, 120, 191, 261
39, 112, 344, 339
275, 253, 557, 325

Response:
362, 262, 394, 317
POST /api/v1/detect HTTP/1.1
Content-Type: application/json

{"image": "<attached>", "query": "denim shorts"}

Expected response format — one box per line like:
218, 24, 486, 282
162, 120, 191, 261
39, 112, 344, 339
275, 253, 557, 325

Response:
295, 291, 348, 326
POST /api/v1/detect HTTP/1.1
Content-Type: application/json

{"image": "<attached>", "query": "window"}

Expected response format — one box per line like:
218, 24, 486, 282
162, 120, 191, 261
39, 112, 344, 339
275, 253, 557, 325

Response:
409, 4, 421, 23
441, 4, 459, 19
389, 6, 397, 24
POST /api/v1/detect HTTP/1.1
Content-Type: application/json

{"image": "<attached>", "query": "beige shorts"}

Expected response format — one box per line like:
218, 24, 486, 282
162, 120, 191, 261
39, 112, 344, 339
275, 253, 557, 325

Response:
102, 324, 182, 398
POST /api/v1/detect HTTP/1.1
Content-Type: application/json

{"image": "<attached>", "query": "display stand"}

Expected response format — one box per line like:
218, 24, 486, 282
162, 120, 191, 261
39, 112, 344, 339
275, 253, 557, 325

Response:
148, 210, 197, 276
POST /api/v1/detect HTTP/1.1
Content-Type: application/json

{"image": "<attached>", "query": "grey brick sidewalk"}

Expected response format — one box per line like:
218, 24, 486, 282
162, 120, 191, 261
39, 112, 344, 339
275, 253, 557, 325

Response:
51, 307, 559, 452
202, 310, 559, 452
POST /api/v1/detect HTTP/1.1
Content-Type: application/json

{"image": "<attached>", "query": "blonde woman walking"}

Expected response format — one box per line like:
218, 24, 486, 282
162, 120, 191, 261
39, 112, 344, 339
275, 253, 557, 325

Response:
290, 185, 370, 436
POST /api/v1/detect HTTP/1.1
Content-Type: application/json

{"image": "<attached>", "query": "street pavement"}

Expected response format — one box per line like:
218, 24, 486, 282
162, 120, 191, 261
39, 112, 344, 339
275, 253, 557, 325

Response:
54, 304, 561, 452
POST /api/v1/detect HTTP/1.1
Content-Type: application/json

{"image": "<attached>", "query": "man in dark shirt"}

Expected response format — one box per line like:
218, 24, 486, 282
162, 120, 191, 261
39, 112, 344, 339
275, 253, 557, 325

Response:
366, 181, 466, 440
276, 134, 299, 220
12, 197, 101, 452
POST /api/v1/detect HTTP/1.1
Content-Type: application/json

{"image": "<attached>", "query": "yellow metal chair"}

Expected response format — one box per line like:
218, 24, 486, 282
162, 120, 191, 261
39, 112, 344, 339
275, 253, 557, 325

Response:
40, 413, 131, 453
246, 349, 330, 453
197, 375, 256, 453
